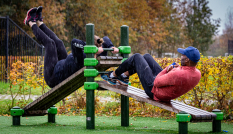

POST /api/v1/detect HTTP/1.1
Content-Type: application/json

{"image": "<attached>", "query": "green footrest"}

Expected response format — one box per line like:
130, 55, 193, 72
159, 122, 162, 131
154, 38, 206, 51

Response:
48, 107, 57, 114
11, 106, 24, 116
176, 111, 191, 122
84, 58, 99, 66
84, 45, 98, 54
212, 109, 223, 120
84, 82, 99, 90
119, 46, 131, 54
84, 69, 99, 77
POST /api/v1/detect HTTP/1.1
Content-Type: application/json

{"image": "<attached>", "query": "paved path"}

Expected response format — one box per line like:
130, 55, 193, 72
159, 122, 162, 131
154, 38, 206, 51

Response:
0, 94, 217, 104
0, 94, 115, 103
0, 94, 40, 101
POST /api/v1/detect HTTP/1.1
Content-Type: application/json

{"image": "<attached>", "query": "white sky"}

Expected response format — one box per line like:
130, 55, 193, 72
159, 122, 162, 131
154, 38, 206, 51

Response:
208, 0, 233, 35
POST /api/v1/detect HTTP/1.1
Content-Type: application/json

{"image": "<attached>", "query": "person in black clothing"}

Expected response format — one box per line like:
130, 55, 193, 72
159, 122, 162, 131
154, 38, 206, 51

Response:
24, 6, 119, 88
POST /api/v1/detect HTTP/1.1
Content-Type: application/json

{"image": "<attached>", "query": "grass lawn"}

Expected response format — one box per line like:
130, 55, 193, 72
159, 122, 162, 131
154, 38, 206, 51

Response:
0, 76, 104, 96
0, 77, 115, 99
0, 115, 232, 134
0, 82, 48, 95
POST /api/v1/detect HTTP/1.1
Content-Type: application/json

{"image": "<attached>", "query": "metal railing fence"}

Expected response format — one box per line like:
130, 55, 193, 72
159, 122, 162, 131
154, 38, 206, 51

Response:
0, 16, 44, 82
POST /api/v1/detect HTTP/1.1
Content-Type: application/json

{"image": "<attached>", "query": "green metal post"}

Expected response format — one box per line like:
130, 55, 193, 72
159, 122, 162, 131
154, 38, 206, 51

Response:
48, 113, 55, 123
212, 109, 223, 132
120, 25, 129, 59
178, 122, 188, 134
85, 23, 95, 129
11, 106, 24, 126
176, 111, 191, 134
48, 106, 57, 123
120, 25, 129, 127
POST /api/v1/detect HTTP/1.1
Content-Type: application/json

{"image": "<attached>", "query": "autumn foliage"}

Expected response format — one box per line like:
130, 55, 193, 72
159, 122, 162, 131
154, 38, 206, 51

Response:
2, 0, 190, 56
7, 61, 48, 108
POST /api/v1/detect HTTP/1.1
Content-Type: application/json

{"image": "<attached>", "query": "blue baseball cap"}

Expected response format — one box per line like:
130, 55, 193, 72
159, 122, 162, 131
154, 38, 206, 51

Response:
177, 46, 200, 63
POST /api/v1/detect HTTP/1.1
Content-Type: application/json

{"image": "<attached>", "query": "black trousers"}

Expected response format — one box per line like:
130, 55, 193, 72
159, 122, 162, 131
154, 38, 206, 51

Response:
115, 53, 163, 99
32, 24, 84, 88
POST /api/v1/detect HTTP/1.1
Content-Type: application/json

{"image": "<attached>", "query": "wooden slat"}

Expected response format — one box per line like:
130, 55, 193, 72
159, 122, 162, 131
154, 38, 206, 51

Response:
170, 101, 216, 120
97, 56, 123, 60
95, 56, 122, 71
98, 56, 107, 60
97, 81, 216, 122
106, 56, 113, 60
98, 60, 121, 65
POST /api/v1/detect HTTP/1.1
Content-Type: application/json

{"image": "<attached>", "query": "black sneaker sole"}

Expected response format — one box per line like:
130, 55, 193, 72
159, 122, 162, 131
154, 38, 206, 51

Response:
116, 80, 128, 86
24, 8, 37, 25
36, 6, 43, 21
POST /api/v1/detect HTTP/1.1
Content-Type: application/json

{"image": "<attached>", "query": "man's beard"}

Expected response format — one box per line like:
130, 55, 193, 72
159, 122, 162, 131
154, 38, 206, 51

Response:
181, 58, 186, 66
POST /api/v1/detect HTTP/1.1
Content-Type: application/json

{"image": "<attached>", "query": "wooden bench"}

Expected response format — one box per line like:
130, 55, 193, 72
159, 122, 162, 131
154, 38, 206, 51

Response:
22, 56, 123, 116
97, 81, 222, 133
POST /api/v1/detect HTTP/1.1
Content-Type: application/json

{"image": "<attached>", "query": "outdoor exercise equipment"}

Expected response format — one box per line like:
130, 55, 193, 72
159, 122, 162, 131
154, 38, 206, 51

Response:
10, 23, 222, 134
83, 24, 130, 129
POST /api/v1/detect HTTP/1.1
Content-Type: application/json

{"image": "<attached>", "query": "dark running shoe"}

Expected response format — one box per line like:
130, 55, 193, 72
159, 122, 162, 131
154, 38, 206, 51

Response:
24, 7, 37, 25
116, 75, 129, 86
36, 6, 43, 21
101, 71, 118, 86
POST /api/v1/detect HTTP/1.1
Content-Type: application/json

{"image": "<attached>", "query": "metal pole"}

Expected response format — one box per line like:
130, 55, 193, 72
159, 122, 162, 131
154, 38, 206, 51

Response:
86, 23, 95, 129
212, 109, 223, 132
120, 25, 129, 127
5, 16, 9, 83
179, 122, 188, 134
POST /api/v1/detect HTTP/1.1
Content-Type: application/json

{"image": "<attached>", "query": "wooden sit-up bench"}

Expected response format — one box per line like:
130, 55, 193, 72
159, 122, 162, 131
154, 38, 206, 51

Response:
10, 56, 123, 122
97, 81, 223, 133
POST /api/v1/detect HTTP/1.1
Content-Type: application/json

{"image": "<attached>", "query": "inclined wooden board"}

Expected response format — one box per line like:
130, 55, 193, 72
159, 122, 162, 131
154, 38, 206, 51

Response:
23, 67, 86, 116
22, 56, 122, 116
97, 81, 217, 122
124, 84, 215, 119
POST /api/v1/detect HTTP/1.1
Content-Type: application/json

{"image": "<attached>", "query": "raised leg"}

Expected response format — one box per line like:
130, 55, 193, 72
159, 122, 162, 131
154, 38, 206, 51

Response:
31, 24, 58, 88
39, 23, 68, 61
115, 53, 155, 99
143, 53, 163, 76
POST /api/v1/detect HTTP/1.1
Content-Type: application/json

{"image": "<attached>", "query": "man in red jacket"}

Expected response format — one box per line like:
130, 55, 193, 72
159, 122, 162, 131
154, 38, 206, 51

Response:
101, 46, 201, 101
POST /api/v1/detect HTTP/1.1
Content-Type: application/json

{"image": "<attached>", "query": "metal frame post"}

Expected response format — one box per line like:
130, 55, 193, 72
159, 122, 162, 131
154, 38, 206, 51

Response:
85, 24, 95, 129
48, 106, 57, 123
5, 16, 9, 82
212, 109, 223, 132
11, 106, 24, 126
176, 111, 191, 134
120, 25, 129, 127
